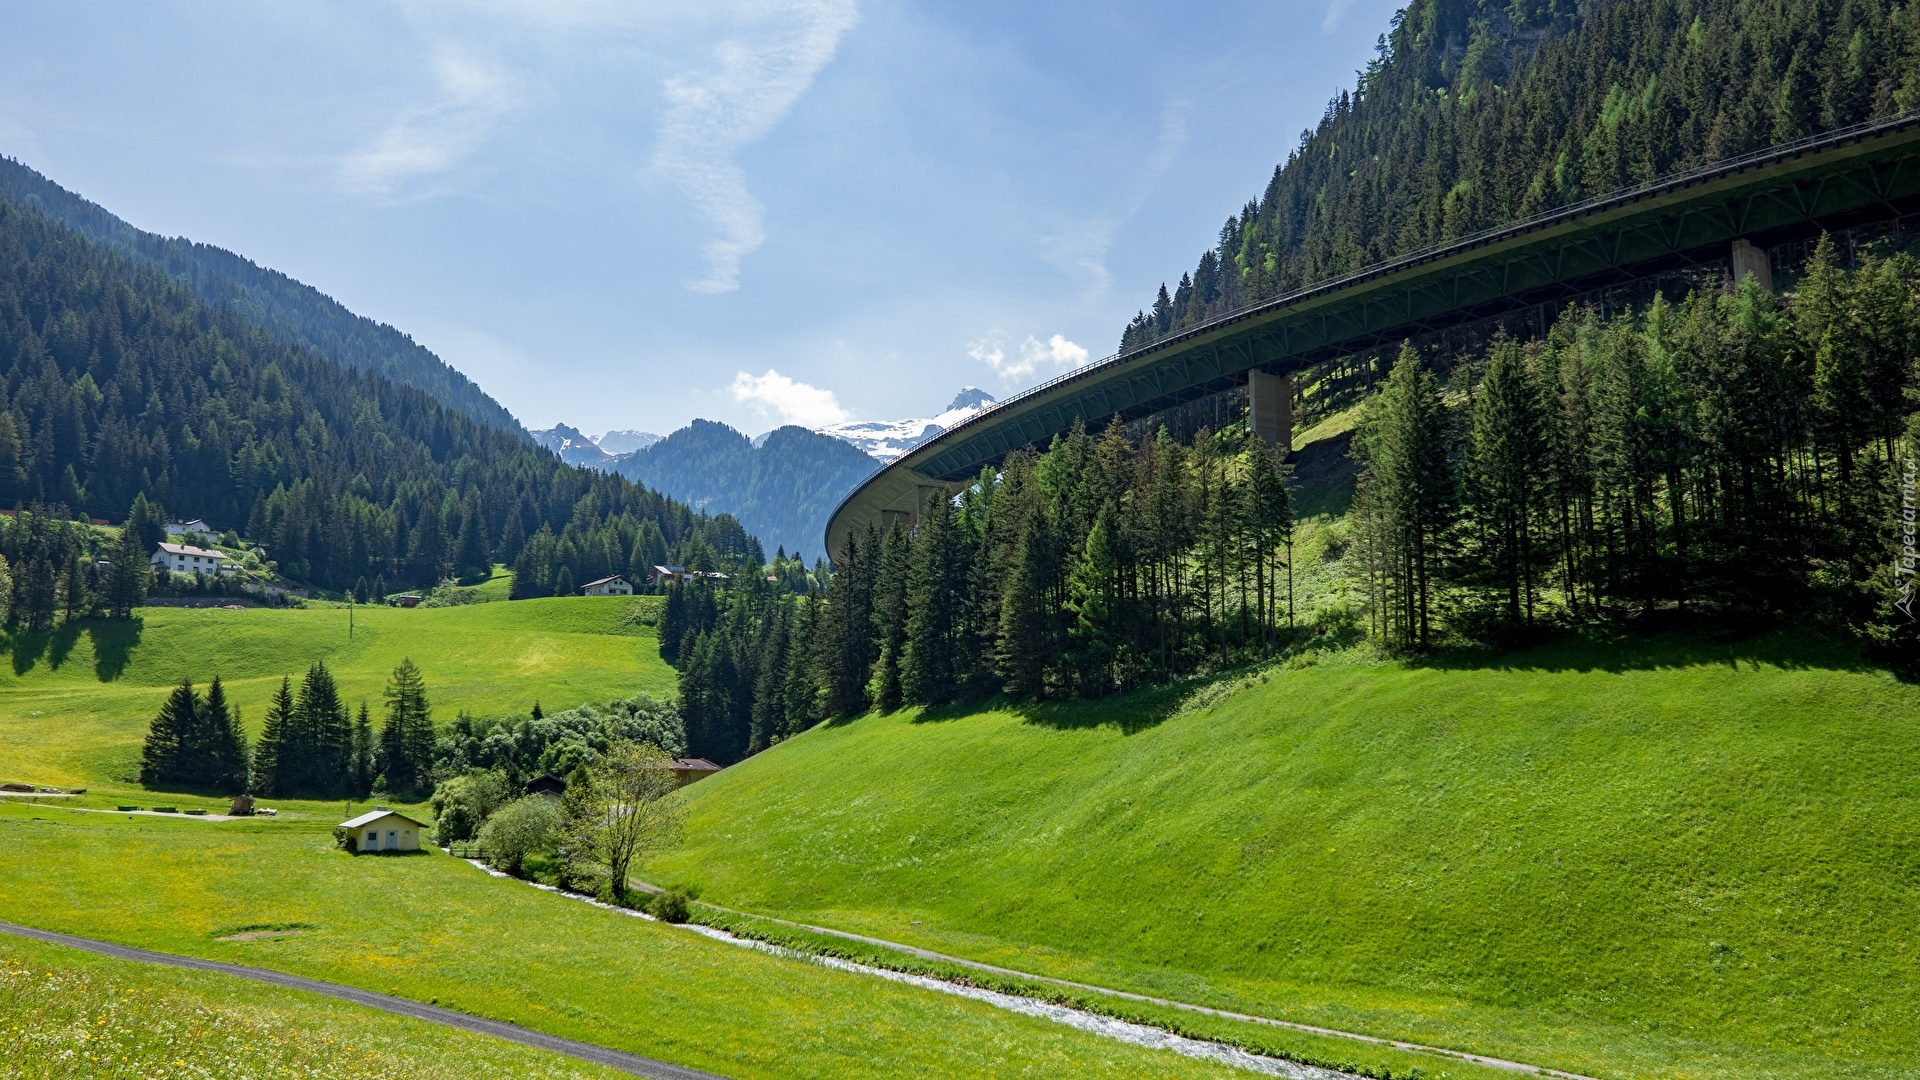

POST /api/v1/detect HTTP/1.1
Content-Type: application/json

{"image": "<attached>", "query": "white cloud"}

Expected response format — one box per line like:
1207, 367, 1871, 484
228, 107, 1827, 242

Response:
653, 0, 860, 293
1322, 0, 1355, 32
340, 45, 526, 194
730, 368, 850, 427
970, 333, 1092, 383
1038, 99, 1188, 292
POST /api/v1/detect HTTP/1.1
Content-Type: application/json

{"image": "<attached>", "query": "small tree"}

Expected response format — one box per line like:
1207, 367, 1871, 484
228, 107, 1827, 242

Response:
379, 658, 434, 795
560, 740, 685, 904
104, 526, 148, 618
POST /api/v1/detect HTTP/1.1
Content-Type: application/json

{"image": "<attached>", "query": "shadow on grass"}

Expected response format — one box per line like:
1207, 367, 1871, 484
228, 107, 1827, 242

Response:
87, 617, 142, 681
1401, 615, 1878, 678
2, 617, 142, 680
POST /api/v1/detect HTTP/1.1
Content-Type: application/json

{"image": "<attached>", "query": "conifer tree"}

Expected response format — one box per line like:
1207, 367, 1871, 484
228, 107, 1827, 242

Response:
1466, 337, 1550, 625
1064, 508, 1119, 695
903, 491, 963, 705
1356, 344, 1456, 649
379, 658, 434, 794
199, 676, 249, 794
250, 676, 296, 795
748, 598, 791, 751
454, 501, 490, 581
871, 521, 911, 711
140, 679, 197, 789
353, 702, 375, 796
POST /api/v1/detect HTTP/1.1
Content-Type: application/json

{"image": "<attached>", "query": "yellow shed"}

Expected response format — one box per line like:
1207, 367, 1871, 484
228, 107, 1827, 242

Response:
339, 808, 426, 853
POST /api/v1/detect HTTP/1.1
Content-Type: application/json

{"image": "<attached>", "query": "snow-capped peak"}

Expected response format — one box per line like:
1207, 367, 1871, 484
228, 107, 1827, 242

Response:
817, 388, 998, 463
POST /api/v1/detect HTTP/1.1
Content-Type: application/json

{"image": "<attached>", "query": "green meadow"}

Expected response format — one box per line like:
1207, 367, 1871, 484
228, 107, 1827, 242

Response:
643, 630, 1920, 1080
0, 804, 1258, 1080
0, 932, 626, 1080
0, 596, 674, 792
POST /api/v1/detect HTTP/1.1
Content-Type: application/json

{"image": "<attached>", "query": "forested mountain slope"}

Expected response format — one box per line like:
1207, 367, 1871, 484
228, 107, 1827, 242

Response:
615, 420, 878, 563
0, 197, 755, 595
1121, 0, 1920, 350
0, 158, 522, 435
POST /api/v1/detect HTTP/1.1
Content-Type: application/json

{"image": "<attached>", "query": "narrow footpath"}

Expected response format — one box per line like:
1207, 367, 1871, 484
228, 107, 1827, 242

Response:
0, 920, 726, 1080
635, 885, 1597, 1080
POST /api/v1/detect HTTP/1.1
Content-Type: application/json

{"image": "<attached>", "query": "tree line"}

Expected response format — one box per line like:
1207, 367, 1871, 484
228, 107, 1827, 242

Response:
140, 658, 437, 798
0, 194, 760, 599
1352, 245, 1920, 664
664, 419, 1300, 763
1121, 0, 1920, 355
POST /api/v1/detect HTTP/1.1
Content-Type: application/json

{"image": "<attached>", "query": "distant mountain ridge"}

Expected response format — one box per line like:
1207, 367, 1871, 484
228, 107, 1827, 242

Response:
0, 157, 524, 435
819, 387, 995, 462
611, 421, 878, 563
539, 386, 991, 559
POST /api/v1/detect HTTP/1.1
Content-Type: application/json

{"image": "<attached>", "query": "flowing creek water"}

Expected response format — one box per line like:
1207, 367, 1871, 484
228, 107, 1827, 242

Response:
462, 859, 1355, 1078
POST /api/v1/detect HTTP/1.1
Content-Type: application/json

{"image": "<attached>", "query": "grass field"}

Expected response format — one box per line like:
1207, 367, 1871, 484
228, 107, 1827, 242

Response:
0, 596, 673, 793
641, 629, 1920, 1080
0, 804, 1273, 1080
0, 932, 627, 1079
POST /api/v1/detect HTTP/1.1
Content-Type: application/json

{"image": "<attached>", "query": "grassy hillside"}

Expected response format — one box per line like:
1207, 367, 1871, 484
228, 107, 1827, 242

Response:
0, 804, 1258, 1080
1, 933, 625, 1079
642, 630, 1920, 1080
0, 596, 673, 791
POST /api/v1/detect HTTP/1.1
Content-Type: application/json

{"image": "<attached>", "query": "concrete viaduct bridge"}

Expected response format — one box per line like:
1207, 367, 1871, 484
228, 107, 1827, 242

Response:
825, 113, 1920, 560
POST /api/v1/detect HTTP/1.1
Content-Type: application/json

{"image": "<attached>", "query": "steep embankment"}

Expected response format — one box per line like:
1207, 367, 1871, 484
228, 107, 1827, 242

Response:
645, 632, 1920, 1080
0, 596, 676, 790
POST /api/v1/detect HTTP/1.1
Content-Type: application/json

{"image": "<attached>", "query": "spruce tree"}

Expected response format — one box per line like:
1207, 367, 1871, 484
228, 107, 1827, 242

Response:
903, 491, 962, 705
1064, 508, 1119, 695
1466, 336, 1550, 625
749, 598, 790, 751
380, 658, 434, 794
871, 521, 911, 711
251, 676, 296, 795
1356, 344, 1456, 650
140, 679, 197, 789
106, 524, 146, 619
353, 703, 375, 796
199, 676, 249, 794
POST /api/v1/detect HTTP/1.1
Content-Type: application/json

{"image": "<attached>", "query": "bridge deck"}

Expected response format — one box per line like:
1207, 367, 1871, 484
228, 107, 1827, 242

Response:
827, 114, 1920, 559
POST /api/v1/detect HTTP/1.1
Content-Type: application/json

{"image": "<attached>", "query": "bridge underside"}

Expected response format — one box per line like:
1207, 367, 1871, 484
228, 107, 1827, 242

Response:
828, 116, 1920, 559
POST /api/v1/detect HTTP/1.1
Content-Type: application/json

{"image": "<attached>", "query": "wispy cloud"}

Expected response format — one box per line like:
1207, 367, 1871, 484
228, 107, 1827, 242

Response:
1322, 0, 1355, 32
340, 45, 526, 194
969, 333, 1091, 383
1038, 99, 1189, 292
730, 368, 851, 427
653, 0, 859, 293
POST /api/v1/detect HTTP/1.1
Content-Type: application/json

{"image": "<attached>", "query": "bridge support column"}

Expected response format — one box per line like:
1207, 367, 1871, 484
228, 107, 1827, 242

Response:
1731, 238, 1774, 292
1248, 370, 1292, 456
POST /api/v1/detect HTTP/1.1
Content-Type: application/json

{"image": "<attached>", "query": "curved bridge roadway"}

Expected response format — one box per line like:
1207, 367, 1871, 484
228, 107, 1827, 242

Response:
827, 112, 1920, 558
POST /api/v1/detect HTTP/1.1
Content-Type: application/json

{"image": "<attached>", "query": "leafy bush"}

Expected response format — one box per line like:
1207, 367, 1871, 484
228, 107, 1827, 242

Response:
430, 768, 511, 844
649, 889, 690, 924
476, 795, 561, 876
435, 695, 686, 784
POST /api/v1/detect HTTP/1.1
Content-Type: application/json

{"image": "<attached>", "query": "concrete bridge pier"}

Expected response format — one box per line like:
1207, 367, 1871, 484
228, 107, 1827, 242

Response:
1731, 238, 1774, 292
1247, 369, 1292, 455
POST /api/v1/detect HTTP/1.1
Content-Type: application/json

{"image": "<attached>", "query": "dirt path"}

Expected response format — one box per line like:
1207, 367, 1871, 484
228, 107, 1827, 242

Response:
634, 885, 1597, 1080
0, 920, 726, 1080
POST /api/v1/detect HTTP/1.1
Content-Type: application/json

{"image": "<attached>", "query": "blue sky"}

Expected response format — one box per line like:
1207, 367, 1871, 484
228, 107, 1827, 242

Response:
0, 0, 1402, 436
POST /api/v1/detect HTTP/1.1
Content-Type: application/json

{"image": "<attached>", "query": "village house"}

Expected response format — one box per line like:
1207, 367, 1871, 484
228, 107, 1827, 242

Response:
338, 808, 426, 852
580, 574, 634, 596
151, 542, 232, 576
649, 565, 729, 586
525, 774, 567, 797
168, 519, 217, 539
666, 758, 722, 788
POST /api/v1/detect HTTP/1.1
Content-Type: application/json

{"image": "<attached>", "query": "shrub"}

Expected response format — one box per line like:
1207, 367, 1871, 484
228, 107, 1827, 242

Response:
476, 795, 561, 876
650, 889, 689, 924
431, 768, 510, 844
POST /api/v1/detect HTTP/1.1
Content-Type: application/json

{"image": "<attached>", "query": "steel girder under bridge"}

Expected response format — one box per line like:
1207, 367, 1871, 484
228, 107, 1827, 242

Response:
826, 113, 1920, 560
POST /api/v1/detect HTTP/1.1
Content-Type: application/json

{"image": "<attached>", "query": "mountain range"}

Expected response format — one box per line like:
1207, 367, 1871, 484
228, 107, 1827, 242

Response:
529, 387, 998, 560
